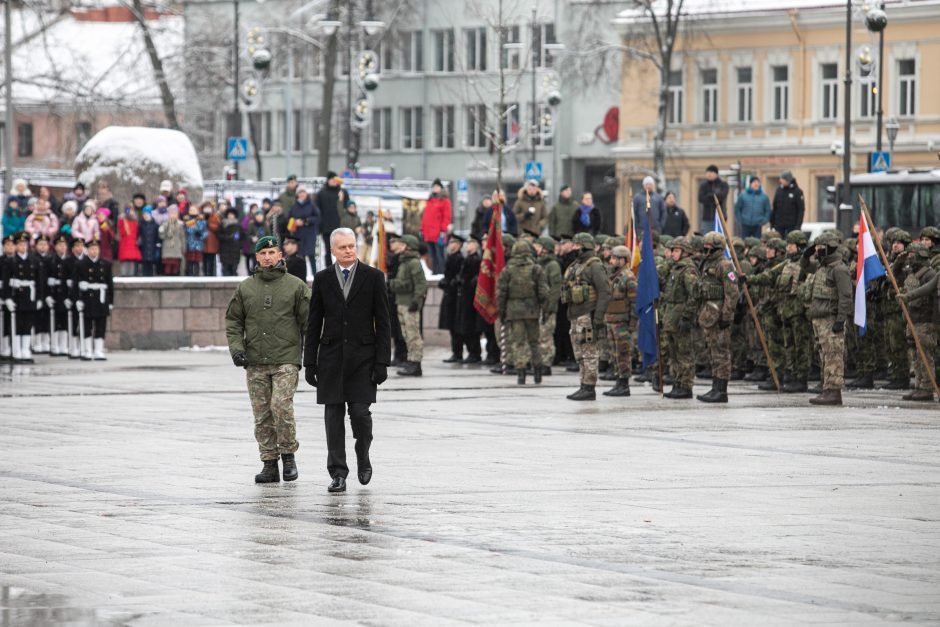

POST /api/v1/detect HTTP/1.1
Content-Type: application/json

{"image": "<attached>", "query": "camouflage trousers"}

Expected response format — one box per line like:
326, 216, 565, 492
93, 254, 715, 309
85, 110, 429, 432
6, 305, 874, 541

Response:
908, 322, 937, 392
496, 320, 510, 366
664, 325, 694, 388
812, 318, 844, 391
853, 308, 879, 375
746, 315, 764, 366
539, 314, 556, 366
693, 326, 708, 368
731, 319, 748, 373
702, 324, 732, 381
604, 317, 634, 379
761, 310, 784, 372
597, 318, 611, 365
570, 313, 599, 385
781, 314, 812, 381
509, 319, 541, 369
396, 304, 423, 362
885, 314, 909, 380
246, 364, 300, 461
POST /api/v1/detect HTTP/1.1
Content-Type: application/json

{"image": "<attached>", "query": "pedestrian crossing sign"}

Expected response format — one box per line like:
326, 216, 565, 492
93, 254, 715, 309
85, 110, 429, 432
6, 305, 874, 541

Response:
227, 137, 248, 161
870, 151, 890, 173
524, 161, 543, 181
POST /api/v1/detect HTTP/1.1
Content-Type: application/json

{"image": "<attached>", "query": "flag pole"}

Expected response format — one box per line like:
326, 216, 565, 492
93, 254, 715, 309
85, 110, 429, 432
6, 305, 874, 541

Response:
859, 196, 940, 401
713, 194, 781, 392
646, 189, 664, 397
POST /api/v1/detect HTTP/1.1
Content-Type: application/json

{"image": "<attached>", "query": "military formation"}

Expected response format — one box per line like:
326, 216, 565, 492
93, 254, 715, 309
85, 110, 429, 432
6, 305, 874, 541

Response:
1, 232, 114, 363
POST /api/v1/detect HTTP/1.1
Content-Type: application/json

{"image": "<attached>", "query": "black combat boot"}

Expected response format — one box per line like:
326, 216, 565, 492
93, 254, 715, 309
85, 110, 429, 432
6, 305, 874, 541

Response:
744, 366, 767, 382
603, 378, 630, 397
782, 379, 808, 393
809, 388, 842, 405
566, 385, 596, 401
397, 361, 422, 377
884, 378, 910, 390
533, 367, 542, 384
633, 367, 651, 383
600, 369, 618, 381
696, 378, 728, 403
665, 385, 693, 399
517, 369, 526, 385
443, 353, 462, 363
281, 453, 298, 482
846, 373, 874, 389
540, 365, 552, 376
255, 460, 280, 484
758, 377, 778, 391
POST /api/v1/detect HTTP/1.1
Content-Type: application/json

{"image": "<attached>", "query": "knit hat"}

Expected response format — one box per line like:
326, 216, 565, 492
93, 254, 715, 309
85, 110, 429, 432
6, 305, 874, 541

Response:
780, 170, 794, 183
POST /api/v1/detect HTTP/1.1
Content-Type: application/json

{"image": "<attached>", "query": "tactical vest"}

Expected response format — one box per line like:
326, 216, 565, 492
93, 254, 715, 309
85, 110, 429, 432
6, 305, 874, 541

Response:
561, 256, 600, 305
605, 268, 635, 315
699, 259, 725, 302
904, 265, 935, 322
664, 260, 694, 304
808, 261, 842, 318
509, 263, 538, 299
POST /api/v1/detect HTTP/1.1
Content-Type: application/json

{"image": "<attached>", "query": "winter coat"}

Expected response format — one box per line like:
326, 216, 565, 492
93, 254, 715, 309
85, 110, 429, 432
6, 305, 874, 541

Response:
771, 181, 805, 231
470, 204, 489, 241
482, 205, 518, 237
225, 261, 311, 367
572, 205, 604, 236
70, 255, 113, 318
339, 209, 362, 231
246, 219, 268, 254
71, 213, 100, 243
455, 250, 484, 336
288, 197, 320, 257
303, 262, 391, 405
158, 218, 185, 259
183, 216, 208, 253
549, 196, 579, 238
138, 218, 160, 263
97, 221, 115, 261
285, 254, 307, 282
277, 188, 297, 216
662, 205, 690, 237
437, 250, 463, 331
421, 193, 453, 243
117, 218, 142, 261
2, 202, 27, 237
735, 187, 772, 227
315, 184, 342, 233
388, 251, 428, 307
24, 209, 59, 241
631, 192, 665, 236
204, 212, 221, 254
496, 254, 549, 321
512, 188, 547, 235
217, 219, 244, 266
698, 178, 729, 222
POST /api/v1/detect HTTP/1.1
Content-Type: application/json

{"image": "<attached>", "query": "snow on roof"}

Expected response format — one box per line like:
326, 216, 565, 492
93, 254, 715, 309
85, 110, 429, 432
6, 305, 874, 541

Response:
76, 126, 203, 190
614, 0, 926, 22
6, 8, 183, 107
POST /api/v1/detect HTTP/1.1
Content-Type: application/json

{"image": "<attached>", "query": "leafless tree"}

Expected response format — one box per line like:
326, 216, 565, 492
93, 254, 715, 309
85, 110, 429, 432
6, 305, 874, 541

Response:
124, 0, 181, 130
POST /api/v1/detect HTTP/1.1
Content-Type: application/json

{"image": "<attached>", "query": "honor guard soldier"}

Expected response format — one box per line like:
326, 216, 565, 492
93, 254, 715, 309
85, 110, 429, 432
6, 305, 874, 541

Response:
534, 236, 562, 376
662, 237, 701, 399
65, 238, 86, 359
896, 244, 937, 401
696, 232, 739, 403
2, 232, 45, 363
602, 245, 638, 397
47, 235, 72, 357
496, 240, 550, 385
561, 232, 611, 401
33, 235, 54, 354
0, 235, 15, 361
71, 238, 114, 361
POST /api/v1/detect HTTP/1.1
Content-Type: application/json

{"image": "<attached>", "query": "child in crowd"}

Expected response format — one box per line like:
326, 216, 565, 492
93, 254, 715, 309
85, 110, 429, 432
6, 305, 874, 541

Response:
138, 206, 160, 277
158, 205, 184, 276
183, 204, 208, 276
117, 206, 142, 276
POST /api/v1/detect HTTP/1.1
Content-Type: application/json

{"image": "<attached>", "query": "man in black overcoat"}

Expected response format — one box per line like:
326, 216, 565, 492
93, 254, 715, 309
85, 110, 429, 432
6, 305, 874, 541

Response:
304, 227, 392, 493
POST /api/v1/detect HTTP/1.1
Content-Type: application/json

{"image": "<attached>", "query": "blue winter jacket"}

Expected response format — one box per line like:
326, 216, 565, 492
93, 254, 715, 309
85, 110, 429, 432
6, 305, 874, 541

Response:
2, 201, 26, 237
138, 218, 161, 262
288, 197, 320, 257
184, 217, 208, 252
734, 186, 772, 227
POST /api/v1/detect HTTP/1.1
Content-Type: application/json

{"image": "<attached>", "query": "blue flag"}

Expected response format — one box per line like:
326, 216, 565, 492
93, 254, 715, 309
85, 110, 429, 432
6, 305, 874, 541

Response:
713, 212, 732, 258
635, 220, 661, 368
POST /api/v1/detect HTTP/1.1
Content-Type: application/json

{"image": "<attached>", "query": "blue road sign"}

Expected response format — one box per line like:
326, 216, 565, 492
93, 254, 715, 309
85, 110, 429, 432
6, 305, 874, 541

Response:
227, 137, 248, 161
524, 161, 543, 181
457, 179, 469, 192
870, 151, 891, 173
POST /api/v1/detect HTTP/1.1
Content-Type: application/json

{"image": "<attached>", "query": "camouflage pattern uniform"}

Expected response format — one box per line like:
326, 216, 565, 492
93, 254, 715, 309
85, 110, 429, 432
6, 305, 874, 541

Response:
562, 233, 611, 398
730, 238, 751, 378
536, 237, 563, 368
596, 237, 616, 370
696, 232, 739, 401
661, 238, 700, 397
247, 364, 301, 460
882, 229, 912, 386
603, 246, 638, 384
496, 241, 550, 378
806, 231, 853, 404
898, 244, 937, 400
388, 235, 428, 363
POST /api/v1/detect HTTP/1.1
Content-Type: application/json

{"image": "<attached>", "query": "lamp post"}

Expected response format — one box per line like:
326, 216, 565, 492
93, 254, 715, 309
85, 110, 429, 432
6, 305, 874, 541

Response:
865, 5, 888, 151
232, 0, 266, 180
841, 0, 853, 209
3, 0, 14, 195
886, 117, 899, 156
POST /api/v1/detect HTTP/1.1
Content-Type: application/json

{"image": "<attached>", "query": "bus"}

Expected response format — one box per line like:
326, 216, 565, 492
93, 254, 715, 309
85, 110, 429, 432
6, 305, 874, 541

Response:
836, 169, 940, 236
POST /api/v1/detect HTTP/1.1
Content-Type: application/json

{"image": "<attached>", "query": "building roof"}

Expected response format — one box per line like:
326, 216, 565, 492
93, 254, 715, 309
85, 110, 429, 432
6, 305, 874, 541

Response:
614, 0, 937, 24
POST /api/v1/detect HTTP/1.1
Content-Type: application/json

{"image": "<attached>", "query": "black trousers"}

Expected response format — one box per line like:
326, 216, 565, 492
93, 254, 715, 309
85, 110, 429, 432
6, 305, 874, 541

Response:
324, 402, 373, 479
449, 332, 464, 357
321, 233, 333, 270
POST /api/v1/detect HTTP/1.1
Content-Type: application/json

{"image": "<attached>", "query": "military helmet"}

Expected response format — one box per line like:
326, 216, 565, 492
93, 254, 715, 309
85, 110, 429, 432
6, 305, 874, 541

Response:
660, 234, 673, 247
512, 241, 532, 256
596, 234, 610, 247
786, 230, 808, 246
908, 243, 930, 259
814, 231, 842, 248
732, 236, 746, 253
573, 232, 595, 249
400, 234, 420, 250
536, 236, 557, 251
690, 234, 705, 253
703, 231, 726, 249
760, 229, 782, 243
765, 238, 786, 253
670, 236, 694, 254
844, 237, 857, 251
749, 244, 767, 261
919, 226, 940, 242
744, 236, 761, 250
887, 228, 912, 244
611, 245, 631, 259
651, 231, 661, 246
608, 236, 626, 247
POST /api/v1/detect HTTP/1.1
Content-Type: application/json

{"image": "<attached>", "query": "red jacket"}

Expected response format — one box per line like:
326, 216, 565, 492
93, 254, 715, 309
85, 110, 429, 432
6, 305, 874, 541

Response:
117, 218, 142, 261
421, 194, 452, 243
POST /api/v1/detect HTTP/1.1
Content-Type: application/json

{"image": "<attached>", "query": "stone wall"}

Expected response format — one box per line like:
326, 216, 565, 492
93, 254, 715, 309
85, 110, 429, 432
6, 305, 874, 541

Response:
107, 277, 447, 351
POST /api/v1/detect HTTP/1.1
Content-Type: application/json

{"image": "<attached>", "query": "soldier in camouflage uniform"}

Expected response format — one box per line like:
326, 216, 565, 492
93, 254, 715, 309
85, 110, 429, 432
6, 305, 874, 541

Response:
496, 241, 550, 385
696, 232, 739, 403
689, 235, 711, 380
895, 244, 937, 401
747, 238, 787, 390
226, 235, 312, 483
535, 236, 562, 375
918, 226, 940, 384
602, 245, 638, 397
561, 232, 611, 401
743, 244, 770, 382
596, 236, 616, 377
491, 233, 516, 374
662, 237, 700, 399
778, 231, 812, 392
881, 229, 912, 389
388, 234, 428, 376
804, 230, 853, 405
730, 237, 751, 380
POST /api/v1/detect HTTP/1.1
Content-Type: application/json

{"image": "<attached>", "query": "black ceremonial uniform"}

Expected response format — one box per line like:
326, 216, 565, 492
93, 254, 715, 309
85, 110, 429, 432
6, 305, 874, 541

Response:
71, 254, 113, 359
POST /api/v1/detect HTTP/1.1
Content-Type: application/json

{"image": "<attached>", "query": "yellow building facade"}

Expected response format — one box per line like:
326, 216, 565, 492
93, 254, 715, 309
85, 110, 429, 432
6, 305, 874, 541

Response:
613, 0, 940, 234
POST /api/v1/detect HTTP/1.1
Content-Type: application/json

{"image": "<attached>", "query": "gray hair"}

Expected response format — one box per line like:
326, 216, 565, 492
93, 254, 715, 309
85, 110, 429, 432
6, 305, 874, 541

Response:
330, 227, 357, 248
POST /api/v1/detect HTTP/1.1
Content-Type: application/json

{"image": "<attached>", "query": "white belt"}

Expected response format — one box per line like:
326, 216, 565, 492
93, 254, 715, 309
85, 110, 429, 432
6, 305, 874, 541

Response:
67, 279, 74, 288
48, 278, 62, 287
82, 282, 108, 303
10, 278, 36, 301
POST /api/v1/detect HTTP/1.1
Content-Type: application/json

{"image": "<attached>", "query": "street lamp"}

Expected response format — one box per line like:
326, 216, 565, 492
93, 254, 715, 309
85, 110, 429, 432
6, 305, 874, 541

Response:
232, 0, 266, 179
886, 117, 900, 156
865, 4, 888, 151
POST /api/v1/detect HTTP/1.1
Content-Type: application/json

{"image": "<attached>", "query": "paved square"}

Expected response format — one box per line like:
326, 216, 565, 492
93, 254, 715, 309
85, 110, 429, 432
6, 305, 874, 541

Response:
1, 350, 939, 625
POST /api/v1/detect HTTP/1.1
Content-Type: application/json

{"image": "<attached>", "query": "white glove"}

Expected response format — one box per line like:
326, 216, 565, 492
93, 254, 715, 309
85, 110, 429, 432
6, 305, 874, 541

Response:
109, 305, 114, 312
36, 300, 43, 310
78, 281, 89, 291
76, 301, 85, 312
64, 298, 73, 309
45, 296, 55, 308
4, 299, 14, 312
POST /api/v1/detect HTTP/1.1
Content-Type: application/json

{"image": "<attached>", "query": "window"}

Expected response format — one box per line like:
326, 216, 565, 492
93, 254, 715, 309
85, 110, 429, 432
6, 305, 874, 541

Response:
371, 107, 392, 151
466, 104, 487, 149
432, 29, 455, 72
666, 70, 683, 124
858, 75, 876, 119
532, 23, 557, 68
17, 123, 33, 157
401, 106, 424, 150
401, 30, 423, 72
433, 105, 455, 149
735, 66, 753, 122
816, 175, 835, 222
308, 109, 321, 151
534, 103, 554, 147
898, 58, 916, 117
701, 68, 718, 124
821, 62, 839, 120
279, 110, 300, 153
464, 27, 487, 71
373, 41, 393, 73
261, 111, 273, 152
771, 65, 789, 121
500, 25, 521, 70
499, 102, 520, 144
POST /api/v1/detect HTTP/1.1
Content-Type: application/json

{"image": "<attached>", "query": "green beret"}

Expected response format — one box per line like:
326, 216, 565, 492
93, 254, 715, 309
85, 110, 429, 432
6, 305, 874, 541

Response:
254, 235, 279, 253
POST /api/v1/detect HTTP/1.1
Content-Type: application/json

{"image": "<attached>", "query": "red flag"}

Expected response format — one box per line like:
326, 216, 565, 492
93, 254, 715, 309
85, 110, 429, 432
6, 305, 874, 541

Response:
473, 206, 505, 324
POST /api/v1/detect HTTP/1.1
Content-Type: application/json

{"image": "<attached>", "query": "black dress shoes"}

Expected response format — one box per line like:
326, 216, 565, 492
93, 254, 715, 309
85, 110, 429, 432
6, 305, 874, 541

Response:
358, 467, 372, 485
328, 476, 346, 493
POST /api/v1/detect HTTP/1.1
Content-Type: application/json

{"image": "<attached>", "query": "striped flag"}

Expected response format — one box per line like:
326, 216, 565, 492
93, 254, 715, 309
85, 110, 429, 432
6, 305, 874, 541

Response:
376, 204, 387, 273
854, 214, 886, 336
713, 211, 732, 258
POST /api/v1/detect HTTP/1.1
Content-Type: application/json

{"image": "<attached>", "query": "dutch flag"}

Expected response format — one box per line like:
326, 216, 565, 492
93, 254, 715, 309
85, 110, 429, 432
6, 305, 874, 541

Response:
854, 214, 886, 336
